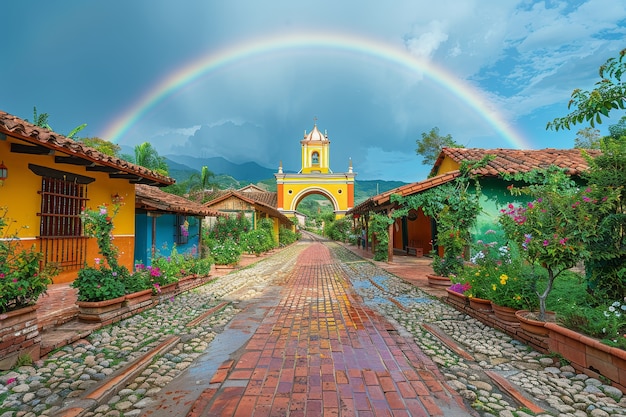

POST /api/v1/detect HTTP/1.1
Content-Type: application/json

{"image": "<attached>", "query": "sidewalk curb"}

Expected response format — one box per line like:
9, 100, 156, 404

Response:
53, 335, 180, 417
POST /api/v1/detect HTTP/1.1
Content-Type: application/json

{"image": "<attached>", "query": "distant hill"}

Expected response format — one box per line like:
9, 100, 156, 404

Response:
163, 156, 409, 201
354, 180, 407, 204
165, 155, 276, 183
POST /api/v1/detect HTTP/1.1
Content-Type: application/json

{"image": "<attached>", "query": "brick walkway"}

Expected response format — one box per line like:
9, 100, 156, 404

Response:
189, 243, 471, 417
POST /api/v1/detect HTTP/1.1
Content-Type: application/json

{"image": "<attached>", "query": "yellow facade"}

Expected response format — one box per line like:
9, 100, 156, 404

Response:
1, 134, 137, 283
276, 124, 355, 218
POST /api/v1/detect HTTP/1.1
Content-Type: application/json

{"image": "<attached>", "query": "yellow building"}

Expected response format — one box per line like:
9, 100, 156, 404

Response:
275, 123, 355, 218
0, 111, 173, 283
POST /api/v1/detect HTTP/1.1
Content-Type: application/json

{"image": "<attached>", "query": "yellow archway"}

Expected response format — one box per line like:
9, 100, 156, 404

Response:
275, 123, 355, 219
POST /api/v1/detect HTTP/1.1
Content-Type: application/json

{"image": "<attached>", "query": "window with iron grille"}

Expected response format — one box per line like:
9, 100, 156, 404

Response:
38, 176, 89, 270
175, 214, 189, 245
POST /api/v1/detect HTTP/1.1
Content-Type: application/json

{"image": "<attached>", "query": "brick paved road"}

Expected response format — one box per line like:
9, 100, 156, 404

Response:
189, 242, 472, 417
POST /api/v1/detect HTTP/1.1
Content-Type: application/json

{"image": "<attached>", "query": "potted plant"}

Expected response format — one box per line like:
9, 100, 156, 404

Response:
500, 167, 618, 322
72, 197, 129, 317
0, 208, 59, 367
487, 260, 539, 323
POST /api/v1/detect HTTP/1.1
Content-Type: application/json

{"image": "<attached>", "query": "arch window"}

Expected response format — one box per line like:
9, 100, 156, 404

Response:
311, 151, 319, 165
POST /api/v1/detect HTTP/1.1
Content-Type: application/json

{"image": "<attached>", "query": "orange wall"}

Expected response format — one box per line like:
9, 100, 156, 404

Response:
405, 208, 433, 254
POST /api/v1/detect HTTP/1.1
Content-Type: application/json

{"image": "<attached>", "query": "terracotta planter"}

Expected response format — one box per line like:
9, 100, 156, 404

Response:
516, 310, 556, 336
124, 289, 153, 307
491, 302, 520, 324
546, 321, 626, 389
445, 288, 469, 305
469, 296, 493, 313
427, 274, 452, 289
0, 305, 41, 370
157, 282, 178, 295
76, 296, 125, 322
215, 264, 237, 270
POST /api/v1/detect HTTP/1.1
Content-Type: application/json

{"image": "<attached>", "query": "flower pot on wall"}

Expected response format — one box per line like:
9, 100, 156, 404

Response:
469, 296, 493, 313
76, 296, 125, 322
516, 310, 555, 336
546, 321, 626, 390
445, 288, 469, 306
491, 302, 520, 324
427, 274, 452, 289
124, 289, 153, 307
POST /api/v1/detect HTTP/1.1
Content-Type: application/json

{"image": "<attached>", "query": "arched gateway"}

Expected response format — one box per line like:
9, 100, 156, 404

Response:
275, 123, 355, 219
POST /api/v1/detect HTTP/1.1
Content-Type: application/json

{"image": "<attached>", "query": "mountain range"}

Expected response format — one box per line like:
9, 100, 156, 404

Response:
164, 154, 408, 202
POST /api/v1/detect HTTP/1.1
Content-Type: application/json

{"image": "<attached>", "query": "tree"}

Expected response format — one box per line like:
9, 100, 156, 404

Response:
28, 106, 86, 138
78, 137, 121, 157
547, 49, 626, 131
415, 127, 462, 166
31, 107, 51, 130
132, 142, 169, 175
574, 127, 602, 149
608, 115, 626, 139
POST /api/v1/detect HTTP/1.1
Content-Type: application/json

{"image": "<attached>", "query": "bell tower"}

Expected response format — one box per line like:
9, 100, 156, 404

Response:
276, 121, 356, 219
300, 122, 331, 174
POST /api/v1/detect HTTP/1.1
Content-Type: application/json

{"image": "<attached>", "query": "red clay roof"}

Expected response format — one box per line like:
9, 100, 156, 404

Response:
0, 110, 174, 186
349, 171, 460, 215
204, 190, 291, 224
135, 184, 218, 216
433, 147, 600, 177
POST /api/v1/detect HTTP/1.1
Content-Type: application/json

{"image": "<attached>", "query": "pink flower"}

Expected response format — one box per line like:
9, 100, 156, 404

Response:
95, 257, 101, 265
543, 240, 549, 246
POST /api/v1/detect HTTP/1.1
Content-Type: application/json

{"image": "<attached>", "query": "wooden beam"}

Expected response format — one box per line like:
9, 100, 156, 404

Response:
11, 143, 54, 155
55, 156, 94, 166
86, 165, 120, 173
28, 163, 95, 184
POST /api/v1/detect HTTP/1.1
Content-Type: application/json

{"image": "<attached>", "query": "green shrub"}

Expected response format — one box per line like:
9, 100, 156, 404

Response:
209, 238, 242, 265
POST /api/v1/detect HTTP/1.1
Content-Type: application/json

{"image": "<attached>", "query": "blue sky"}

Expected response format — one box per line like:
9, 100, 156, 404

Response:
2, 1, 625, 182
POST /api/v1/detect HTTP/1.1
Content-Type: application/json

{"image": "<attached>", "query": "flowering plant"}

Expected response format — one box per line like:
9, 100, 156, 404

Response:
72, 196, 128, 302
133, 262, 174, 294
500, 167, 618, 320
601, 300, 626, 345
209, 238, 242, 266
485, 262, 539, 311
448, 282, 471, 294
0, 207, 59, 313
72, 260, 127, 301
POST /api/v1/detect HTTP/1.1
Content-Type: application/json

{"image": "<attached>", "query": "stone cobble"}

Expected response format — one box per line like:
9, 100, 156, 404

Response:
2, 240, 626, 417
0, 244, 302, 417
330, 242, 626, 417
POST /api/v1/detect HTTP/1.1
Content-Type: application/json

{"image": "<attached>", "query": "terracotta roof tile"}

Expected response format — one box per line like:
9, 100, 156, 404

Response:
349, 171, 460, 215
135, 184, 218, 216
433, 148, 600, 177
0, 110, 174, 186
203, 190, 291, 224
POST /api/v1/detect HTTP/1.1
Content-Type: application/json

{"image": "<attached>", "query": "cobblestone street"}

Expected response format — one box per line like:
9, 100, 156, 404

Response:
184, 241, 469, 417
2, 237, 626, 417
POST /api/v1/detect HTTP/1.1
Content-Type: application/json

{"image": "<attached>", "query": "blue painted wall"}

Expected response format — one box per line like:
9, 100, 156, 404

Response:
134, 211, 202, 267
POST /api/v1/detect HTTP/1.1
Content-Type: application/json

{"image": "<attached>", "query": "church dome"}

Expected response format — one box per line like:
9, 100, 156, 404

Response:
303, 124, 328, 142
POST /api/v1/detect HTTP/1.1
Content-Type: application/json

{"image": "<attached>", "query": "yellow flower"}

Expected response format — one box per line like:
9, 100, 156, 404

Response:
492, 283, 497, 291
499, 274, 508, 285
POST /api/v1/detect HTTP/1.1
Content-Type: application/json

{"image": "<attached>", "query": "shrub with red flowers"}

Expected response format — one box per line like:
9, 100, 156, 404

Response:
0, 207, 59, 313
499, 167, 619, 320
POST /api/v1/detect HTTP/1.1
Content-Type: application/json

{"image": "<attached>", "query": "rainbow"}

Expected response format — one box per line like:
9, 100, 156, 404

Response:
102, 32, 532, 149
